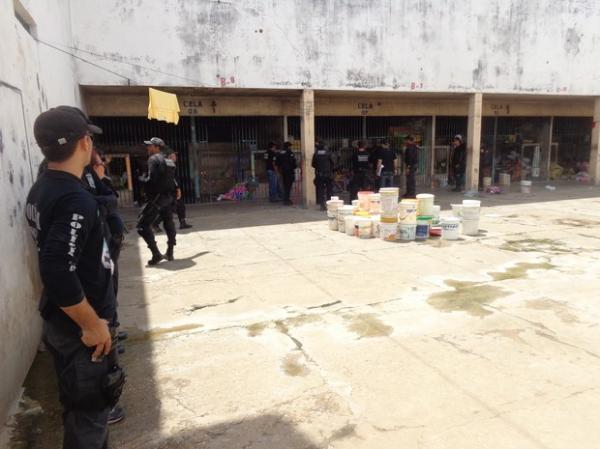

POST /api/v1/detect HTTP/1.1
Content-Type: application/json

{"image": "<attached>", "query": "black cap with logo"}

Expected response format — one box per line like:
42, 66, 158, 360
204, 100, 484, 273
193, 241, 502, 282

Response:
143, 137, 166, 147
33, 106, 102, 149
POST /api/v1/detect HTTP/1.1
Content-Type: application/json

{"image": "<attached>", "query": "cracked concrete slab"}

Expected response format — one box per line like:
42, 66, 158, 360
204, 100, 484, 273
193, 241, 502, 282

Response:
7, 185, 600, 449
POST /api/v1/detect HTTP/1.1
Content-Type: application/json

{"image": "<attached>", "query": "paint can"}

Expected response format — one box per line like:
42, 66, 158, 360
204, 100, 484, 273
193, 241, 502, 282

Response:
371, 215, 381, 237
520, 180, 532, 194
354, 217, 372, 239
368, 193, 381, 215
379, 187, 400, 218
462, 218, 480, 236
399, 223, 417, 241
451, 204, 462, 217
345, 214, 357, 236
461, 200, 480, 220
416, 193, 435, 216
337, 205, 354, 233
483, 177, 492, 189
328, 217, 338, 231
399, 199, 418, 224
441, 217, 460, 240
357, 191, 374, 212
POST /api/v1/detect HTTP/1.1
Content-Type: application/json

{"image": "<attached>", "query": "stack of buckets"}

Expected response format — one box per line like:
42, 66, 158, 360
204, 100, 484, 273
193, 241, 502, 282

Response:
379, 188, 400, 241
449, 199, 481, 236
326, 197, 344, 230
399, 199, 417, 240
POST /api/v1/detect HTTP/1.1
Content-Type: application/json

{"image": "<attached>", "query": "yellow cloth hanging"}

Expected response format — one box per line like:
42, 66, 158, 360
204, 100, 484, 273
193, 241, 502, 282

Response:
147, 88, 180, 125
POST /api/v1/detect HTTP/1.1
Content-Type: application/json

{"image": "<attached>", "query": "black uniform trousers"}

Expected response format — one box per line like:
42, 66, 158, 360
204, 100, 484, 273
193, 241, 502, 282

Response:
44, 320, 120, 449
314, 174, 333, 207
281, 172, 295, 203
175, 197, 186, 223
405, 167, 417, 198
137, 193, 176, 249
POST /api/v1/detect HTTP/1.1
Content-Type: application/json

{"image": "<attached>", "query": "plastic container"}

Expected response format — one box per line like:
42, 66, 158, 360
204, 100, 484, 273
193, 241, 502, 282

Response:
326, 199, 344, 218
451, 204, 463, 217
352, 199, 360, 208
328, 217, 338, 231
345, 215, 357, 236
399, 199, 418, 224
357, 191, 374, 212
441, 217, 460, 240
379, 187, 400, 218
399, 223, 416, 241
371, 215, 381, 237
416, 216, 432, 240
432, 205, 441, 225
354, 217, 372, 239
416, 193, 435, 216
483, 177, 492, 189
461, 200, 480, 220
380, 221, 399, 241
462, 218, 480, 236
368, 193, 381, 215
521, 180, 532, 194
499, 173, 511, 190
337, 206, 354, 233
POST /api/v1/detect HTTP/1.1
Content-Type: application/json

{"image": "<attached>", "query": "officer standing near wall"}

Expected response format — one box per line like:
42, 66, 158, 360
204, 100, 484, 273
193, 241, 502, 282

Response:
312, 140, 335, 210
137, 137, 178, 265
403, 135, 419, 198
350, 140, 373, 200
275, 141, 297, 206
26, 106, 125, 449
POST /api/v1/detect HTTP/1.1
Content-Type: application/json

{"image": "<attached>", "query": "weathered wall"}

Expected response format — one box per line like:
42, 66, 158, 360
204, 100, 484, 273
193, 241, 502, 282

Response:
69, 0, 600, 95
0, 0, 80, 425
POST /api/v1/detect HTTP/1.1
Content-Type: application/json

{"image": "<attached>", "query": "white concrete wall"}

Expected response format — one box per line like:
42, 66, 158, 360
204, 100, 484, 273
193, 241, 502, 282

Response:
0, 0, 80, 425
68, 0, 600, 95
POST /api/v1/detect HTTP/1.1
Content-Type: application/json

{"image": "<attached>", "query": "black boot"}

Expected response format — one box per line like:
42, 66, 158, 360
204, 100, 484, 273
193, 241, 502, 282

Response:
179, 221, 192, 229
147, 244, 164, 266
166, 244, 175, 261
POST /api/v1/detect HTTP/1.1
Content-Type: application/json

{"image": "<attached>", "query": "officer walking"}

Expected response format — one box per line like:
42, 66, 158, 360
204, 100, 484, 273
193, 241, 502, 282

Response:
450, 134, 467, 192
350, 140, 373, 200
26, 106, 125, 449
137, 137, 178, 265
312, 140, 335, 210
403, 135, 419, 198
275, 141, 297, 206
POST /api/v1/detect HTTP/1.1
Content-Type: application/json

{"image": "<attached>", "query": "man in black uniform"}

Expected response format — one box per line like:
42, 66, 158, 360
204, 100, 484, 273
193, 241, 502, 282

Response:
26, 106, 124, 449
312, 140, 335, 210
137, 137, 178, 265
265, 141, 282, 202
376, 139, 398, 188
403, 135, 419, 198
350, 140, 373, 200
275, 141, 297, 206
450, 134, 466, 192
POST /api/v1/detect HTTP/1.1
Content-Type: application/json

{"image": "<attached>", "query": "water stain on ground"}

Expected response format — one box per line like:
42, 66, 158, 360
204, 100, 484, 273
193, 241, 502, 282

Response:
345, 313, 393, 338
427, 281, 507, 317
274, 314, 323, 335
281, 353, 309, 377
500, 238, 571, 254
554, 218, 600, 227
488, 262, 555, 281
526, 299, 581, 324
246, 322, 267, 337
478, 328, 527, 344
126, 323, 204, 343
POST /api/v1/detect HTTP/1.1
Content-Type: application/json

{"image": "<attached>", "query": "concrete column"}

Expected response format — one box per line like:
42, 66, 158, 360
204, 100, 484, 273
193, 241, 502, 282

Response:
465, 93, 483, 192
283, 115, 289, 141
430, 115, 436, 189
300, 89, 316, 207
590, 97, 600, 185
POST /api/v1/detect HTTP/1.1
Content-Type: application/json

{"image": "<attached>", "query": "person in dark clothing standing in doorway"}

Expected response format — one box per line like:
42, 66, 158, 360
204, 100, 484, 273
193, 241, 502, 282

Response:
403, 135, 419, 198
350, 140, 373, 200
275, 141, 297, 206
265, 142, 282, 202
376, 139, 397, 188
137, 137, 178, 265
26, 106, 125, 449
450, 134, 466, 192
166, 151, 192, 229
312, 140, 335, 210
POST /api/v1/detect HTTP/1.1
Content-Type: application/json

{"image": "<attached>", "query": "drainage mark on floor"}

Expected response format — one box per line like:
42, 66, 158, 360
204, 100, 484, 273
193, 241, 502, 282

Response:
345, 313, 393, 338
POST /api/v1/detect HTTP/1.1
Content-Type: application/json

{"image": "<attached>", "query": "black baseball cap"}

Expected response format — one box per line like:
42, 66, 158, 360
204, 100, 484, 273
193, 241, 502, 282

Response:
144, 137, 166, 147
33, 106, 102, 149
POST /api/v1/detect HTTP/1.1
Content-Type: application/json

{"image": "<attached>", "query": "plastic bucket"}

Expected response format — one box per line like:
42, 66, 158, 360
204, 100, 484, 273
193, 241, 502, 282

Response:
416, 216, 432, 240
432, 205, 441, 225
521, 180, 532, 194
368, 193, 381, 215
337, 206, 354, 233
499, 173, 511, 189
441, 217, 460, 240
380, 222, 398, 241
461, 201, 480, 220
328, 217, 338, 231
399, 199, 418, 224
352, 199, 360, 208
354, 217, 372, 239
416, 193, 435, 216
345, 215, 357, 236
357, 191, 373, 212
451, 204, 463, 217
483, 177, 492, 189
380, 190, 399, 217
462, 200, 481, 207
462, 218, 480, 236
399, 223, 416, 241
371, 215, 380, 237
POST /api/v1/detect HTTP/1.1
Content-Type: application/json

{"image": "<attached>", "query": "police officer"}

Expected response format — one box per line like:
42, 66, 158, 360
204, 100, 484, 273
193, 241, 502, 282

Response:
26, 106, 125, 449
350, 140, 373, 200
312, 140, 335, 210
403, 135, 419, 198
137, 137, 178, 265
275, 141, 297, 206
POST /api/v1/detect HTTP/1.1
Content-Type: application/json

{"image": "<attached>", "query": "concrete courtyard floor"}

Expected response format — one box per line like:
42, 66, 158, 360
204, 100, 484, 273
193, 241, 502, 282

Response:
8, 182, 600, 449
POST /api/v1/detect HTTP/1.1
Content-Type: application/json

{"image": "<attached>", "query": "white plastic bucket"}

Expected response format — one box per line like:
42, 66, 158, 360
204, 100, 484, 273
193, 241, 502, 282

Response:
337, 206, 354, 233
357, 191, 373, 212
451, 204, 462, 217
432, 205, 441, 225
399, 223, 416, 241
352, 199, 360, 208
416, 217, 431, 240
483, 177, 492, 189
416, 193, 435, 216
371, 215, 381, 237
328, 217, 338, 231
380, 189, 399, 217
345, 215, 357, 236
354, 217, 372, 239
380, 222, 398, 241
499, 173, 511, 188
462, 218, 480, 236
368, 193, 381, 215
399, 199, 418, 224
441, 217, 460, 240
521, 180, 532, 194
461, 201, 480, 220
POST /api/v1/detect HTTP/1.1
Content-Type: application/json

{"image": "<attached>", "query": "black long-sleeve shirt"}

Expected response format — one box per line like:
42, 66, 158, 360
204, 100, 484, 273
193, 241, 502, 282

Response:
26, 169, 115, 334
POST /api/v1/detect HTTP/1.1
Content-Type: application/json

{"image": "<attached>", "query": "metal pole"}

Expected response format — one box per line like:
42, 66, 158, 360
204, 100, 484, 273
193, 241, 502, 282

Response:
547, 116, 554, 181
283, 115, 289, 141
492, 116, 498, 182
